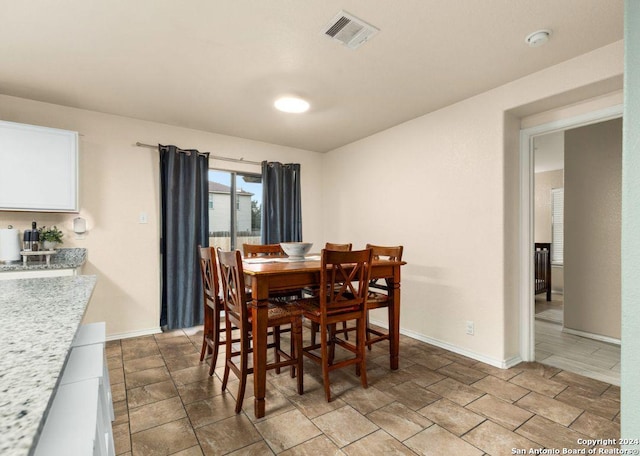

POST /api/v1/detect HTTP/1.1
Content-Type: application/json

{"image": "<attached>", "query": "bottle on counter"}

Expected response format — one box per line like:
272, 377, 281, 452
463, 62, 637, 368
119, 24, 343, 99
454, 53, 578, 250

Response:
30, 221, 39, 252
23, 230, 31, 251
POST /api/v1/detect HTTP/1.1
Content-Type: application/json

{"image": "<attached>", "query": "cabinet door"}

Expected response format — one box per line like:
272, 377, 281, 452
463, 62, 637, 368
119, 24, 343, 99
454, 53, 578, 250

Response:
0, 120, 78, 212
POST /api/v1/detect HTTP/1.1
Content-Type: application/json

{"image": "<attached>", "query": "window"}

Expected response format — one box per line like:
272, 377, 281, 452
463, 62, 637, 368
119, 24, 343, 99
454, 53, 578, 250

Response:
208, 170, 262, 250
551, 188, 564, 265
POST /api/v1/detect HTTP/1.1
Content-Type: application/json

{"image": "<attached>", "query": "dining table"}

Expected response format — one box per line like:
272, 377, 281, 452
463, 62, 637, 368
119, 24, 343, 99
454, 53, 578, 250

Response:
242, 254, 406, 418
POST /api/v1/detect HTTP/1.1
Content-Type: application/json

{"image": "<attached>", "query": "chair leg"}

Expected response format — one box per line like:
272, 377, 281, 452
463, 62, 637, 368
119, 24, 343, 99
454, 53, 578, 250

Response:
200, 306, 212, 362
294, 320, 304, 395
290, 325, 296, 379
200, 337, 208, 362
365, 311, 372, 351
310, 321, 317, 345
221, 329, 232, 393
209, 309, 222, 376
357, 317, 368, 389
274, 326, 282, 374
342, 321, 349, 340
235, 337, 249, 414
328, 324, 336, 365
320, 323, 332, 402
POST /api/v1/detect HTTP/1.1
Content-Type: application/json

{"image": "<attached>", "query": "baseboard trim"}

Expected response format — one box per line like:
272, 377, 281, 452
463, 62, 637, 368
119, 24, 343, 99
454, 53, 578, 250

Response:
106, 327, 162, 341
369, 318, 520, 369
562, 327, 621, 346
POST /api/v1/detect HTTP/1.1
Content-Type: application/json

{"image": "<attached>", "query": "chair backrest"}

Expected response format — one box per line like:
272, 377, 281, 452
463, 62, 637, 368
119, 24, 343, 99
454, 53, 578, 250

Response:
319, 248, 373, 314
198, 245, 220, 307
217, 248, 249, 332
325, 242, 352, 251
365, 244, 404, 292
243, 243, 286, 257
366, 244, 403, 262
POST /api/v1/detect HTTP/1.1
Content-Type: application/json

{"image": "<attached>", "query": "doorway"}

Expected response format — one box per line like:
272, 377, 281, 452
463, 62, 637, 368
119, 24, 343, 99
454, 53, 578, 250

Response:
519, 104, 623, 385
532, 132, 565, 325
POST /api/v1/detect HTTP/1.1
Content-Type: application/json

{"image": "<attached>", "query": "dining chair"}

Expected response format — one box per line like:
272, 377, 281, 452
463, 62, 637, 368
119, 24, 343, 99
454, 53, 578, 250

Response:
308, 242, 353, 344
242, 243, 286, 257
217, 248, 304, 413
243, 243, 303, 302
324, 242, 352, 251
363, 244, 404, 351
298, 248, 372, 402
198, 246, 224, 376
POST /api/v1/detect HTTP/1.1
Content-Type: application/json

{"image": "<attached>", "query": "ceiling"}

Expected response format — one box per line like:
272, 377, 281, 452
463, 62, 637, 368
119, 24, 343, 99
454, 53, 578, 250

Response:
0, 1, 623, 153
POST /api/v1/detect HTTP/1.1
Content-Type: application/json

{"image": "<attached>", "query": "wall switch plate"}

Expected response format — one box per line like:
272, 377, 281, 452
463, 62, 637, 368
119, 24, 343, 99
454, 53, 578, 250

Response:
139, 212, 148, 224
466, 321, 474, 335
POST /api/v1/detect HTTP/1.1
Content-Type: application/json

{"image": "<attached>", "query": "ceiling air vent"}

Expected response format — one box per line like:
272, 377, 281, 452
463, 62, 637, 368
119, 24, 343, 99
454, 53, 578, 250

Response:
322, 11, 379, 50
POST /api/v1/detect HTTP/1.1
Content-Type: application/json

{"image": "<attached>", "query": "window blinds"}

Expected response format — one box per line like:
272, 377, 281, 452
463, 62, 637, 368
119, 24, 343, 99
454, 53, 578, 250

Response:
551, 188, 564, 264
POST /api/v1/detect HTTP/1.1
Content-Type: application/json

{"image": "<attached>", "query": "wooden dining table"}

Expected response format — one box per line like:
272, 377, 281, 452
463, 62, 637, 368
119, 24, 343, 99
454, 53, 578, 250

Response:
242, 255, 406, 418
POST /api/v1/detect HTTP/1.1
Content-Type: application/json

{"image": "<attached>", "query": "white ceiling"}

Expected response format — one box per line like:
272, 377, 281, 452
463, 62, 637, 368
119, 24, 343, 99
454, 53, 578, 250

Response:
0, 1, 623, 152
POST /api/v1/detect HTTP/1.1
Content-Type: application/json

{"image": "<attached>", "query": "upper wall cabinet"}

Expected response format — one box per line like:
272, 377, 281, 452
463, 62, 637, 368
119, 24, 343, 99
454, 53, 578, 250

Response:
0, 120, 79, 212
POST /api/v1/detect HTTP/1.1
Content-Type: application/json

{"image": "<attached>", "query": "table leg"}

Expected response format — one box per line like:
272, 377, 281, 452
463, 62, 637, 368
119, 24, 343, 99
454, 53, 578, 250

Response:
389, 269, 401, 370
251, 294, 269, 418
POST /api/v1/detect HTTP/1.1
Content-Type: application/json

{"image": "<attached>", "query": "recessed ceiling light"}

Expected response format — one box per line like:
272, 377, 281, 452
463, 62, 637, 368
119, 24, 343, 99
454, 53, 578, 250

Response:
274, 96, 310, 113
525, 29, 552, 47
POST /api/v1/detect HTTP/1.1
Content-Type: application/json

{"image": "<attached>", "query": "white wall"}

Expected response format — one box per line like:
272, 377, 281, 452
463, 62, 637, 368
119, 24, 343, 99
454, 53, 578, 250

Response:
0, 94, 324, 338
323, 41, 623, 366
534, 169, 564, 244
622, 0, 640, 441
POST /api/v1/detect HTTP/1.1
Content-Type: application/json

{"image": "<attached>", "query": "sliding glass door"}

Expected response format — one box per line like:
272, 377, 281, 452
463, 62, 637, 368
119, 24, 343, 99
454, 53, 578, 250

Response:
208, 170, 262, 250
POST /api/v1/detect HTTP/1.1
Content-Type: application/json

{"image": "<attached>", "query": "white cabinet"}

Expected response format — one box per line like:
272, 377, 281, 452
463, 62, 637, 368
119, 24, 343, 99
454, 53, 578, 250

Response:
0, 120, 78, 212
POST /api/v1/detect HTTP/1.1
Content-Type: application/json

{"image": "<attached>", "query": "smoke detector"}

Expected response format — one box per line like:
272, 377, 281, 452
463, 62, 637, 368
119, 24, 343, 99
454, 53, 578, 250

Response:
526, 29, 552, 47
322, 10, 379, 50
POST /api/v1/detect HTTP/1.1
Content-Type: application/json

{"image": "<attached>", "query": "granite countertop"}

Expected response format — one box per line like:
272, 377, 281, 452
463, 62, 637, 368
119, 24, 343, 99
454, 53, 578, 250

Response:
0, 275, 97, 456
0, 248, 87, 272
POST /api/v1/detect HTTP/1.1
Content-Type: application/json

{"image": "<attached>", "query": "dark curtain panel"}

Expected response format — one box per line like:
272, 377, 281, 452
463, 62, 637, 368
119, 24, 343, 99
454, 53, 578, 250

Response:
160, 144, 209, 330
261, 161, 302, 243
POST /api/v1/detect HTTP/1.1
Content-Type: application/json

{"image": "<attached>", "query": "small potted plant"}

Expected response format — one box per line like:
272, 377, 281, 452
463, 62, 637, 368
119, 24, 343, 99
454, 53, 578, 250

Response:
38, 225, 64, 250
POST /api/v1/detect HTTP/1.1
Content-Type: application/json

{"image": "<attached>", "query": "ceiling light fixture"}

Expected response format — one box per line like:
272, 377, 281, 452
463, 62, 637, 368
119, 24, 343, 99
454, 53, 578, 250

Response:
274, 96, 310, 113
525, 29, 552, 47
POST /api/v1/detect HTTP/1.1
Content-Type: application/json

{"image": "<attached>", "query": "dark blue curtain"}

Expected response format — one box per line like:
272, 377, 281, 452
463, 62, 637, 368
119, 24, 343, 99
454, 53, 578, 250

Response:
160, 144, 209, 330
261, 161, 302, 243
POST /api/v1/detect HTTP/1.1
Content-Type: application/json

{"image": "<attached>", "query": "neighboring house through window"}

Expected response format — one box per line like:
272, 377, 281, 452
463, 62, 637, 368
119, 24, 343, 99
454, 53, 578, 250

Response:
208, 170, 262, 250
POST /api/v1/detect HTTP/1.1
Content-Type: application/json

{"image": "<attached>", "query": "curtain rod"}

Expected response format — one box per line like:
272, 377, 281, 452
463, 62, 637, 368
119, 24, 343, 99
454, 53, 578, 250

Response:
135, 142, 262, 166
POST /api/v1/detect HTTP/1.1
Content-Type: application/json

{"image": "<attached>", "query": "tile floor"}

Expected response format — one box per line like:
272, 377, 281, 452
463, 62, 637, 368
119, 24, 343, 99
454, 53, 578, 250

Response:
535, 293, 621, 386
107, 325, 621, 455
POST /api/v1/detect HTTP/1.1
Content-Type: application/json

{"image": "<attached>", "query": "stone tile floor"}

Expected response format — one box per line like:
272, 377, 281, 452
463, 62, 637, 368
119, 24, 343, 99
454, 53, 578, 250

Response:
107, 325, 620, 455
534, 293, 620, 386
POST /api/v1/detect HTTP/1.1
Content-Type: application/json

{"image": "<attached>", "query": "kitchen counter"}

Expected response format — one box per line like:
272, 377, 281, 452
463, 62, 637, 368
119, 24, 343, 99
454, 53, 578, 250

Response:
0, 275, 97, 456
0, 248, 86, 272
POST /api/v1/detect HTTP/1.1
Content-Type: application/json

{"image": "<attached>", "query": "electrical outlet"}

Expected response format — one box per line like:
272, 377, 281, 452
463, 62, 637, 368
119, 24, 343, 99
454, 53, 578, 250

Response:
466, 321, 474, 335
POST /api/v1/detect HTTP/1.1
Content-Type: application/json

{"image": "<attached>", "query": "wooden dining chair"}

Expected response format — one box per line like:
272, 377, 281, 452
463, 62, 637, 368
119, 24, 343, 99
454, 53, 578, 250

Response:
308, 242, 353, 344
324, 242, 352, 251
198, 246, 223, 376
363, 244, 404, 351
243, 243, 304, 302
242, 243, 286, 258
217, 248, 304, 413
298, 248, 372, 402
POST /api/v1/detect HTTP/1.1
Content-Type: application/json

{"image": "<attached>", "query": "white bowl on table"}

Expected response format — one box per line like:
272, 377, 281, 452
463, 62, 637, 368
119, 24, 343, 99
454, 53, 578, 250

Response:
280, 242, 312, 260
